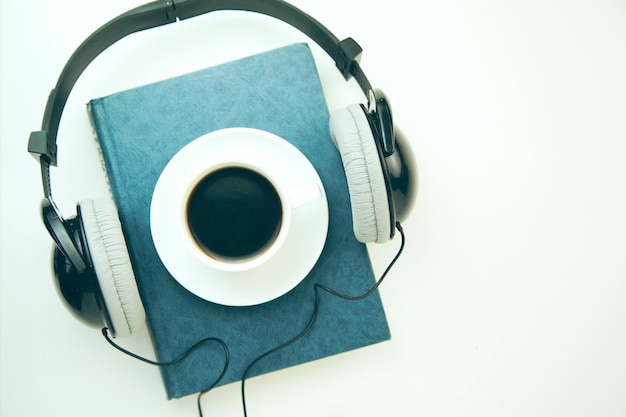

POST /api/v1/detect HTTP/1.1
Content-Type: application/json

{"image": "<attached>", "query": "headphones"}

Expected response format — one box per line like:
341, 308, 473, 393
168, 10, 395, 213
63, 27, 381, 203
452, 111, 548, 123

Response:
28, 0, 417, 338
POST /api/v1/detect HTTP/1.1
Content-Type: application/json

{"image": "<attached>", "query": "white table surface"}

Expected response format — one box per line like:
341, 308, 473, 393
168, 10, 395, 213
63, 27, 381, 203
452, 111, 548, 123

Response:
2, 1, 625, 416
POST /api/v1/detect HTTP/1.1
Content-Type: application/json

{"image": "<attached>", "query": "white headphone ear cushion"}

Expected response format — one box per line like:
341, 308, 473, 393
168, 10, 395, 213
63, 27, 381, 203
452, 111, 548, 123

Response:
80, 198, 145, 338
329, 104, 391, 243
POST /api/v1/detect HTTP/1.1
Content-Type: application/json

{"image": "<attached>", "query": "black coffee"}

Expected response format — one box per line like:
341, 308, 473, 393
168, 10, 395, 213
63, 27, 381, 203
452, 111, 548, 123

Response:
186, 167, 283, 261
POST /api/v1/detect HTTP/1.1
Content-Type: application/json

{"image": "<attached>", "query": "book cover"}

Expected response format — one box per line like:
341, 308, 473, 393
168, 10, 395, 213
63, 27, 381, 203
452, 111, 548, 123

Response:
88, 43, 390, 399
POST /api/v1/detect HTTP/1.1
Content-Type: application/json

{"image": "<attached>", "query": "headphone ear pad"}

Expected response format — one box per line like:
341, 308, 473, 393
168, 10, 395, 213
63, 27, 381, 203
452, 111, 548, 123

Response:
80, 198, 145, 337
329, 104, 391, 244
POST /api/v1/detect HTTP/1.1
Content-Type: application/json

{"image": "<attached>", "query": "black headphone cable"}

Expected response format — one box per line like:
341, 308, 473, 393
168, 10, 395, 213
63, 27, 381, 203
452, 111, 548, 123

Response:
239, 222, 406, 417
102, 328, 230, 416
102, 222, 405, 417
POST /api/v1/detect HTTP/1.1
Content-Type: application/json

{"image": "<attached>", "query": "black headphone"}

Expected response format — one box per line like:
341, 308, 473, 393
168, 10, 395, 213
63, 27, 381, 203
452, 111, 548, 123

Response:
28, 0, 417, 338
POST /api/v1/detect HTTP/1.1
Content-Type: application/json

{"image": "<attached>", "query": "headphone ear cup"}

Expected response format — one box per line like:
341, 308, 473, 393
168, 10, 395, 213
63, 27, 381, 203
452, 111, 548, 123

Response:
80, 198, 145, 337
329, 104, 391, 244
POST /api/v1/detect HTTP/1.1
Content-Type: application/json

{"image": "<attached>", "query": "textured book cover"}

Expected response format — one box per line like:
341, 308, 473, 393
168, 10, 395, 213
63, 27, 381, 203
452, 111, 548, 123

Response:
88, 43, 390, 399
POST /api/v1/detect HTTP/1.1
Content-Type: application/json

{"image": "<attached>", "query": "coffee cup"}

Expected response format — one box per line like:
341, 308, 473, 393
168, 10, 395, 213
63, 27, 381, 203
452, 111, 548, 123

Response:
181, 163, 322, 272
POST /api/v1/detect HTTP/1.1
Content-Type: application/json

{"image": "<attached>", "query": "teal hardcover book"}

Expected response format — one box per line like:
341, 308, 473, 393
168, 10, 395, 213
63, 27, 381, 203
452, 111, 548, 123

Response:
88, 43, 390, 399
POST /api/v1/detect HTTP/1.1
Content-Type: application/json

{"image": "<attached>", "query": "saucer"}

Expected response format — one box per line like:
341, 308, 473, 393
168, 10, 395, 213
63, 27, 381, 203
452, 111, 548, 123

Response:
150, 128, 329, 306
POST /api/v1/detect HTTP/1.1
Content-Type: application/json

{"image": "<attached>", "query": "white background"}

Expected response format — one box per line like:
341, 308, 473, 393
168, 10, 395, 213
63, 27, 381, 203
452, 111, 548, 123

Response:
2, 0, 626, 416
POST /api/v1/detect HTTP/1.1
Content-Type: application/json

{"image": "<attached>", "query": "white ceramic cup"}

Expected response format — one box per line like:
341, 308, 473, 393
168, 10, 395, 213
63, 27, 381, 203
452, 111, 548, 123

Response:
181, 162, 322, 272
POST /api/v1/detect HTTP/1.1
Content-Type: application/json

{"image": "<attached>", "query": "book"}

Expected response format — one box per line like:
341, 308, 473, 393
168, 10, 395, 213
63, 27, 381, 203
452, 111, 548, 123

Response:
88, 43, 390, 399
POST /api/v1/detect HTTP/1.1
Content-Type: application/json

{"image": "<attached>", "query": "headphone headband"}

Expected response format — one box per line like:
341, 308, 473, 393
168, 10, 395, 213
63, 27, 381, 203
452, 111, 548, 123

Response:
28, 0, 372, 171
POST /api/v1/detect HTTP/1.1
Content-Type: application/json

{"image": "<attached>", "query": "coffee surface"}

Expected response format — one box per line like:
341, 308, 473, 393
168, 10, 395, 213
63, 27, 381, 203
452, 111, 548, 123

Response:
186, 167, 283, 261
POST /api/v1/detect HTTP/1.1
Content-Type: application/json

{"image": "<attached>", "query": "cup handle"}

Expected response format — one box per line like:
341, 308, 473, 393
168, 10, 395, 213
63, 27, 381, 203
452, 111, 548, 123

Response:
288, 184, 323, 210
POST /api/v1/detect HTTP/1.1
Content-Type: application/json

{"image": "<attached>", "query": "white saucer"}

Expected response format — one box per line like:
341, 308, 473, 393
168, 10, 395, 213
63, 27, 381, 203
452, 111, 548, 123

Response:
150, 128, 329, 306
